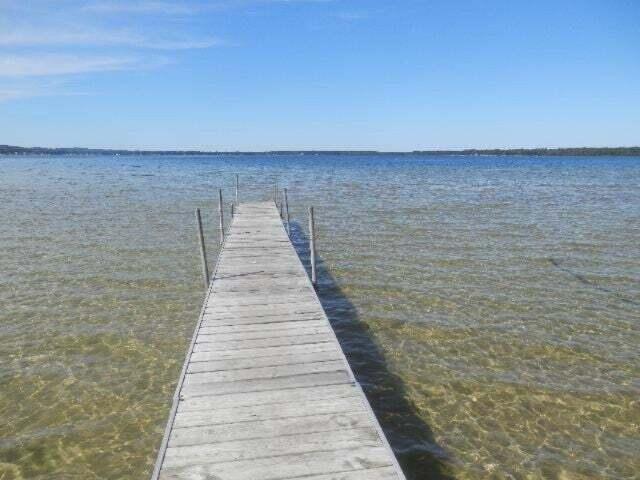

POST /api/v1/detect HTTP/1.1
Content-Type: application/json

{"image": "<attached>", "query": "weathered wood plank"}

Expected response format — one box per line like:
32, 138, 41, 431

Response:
180, 370, 352, 398
206, 295, 317, 306
205, 303, 321, 317
198, 318, 327, 334
212, 281, 311, 293
207, 294, 312, 306
189, 342, 336, 362
192, 333, 335, 352
187, 349, 341, 373
196, 325, 330, 342
177, 383, 361, 412
206, 309, 318, 318
168, 412, 374, 447
183, 360, 346, 385
172, 395, 366, 428
163, 427, 381, 467
201, 312, 323, 326
159, 447, 393, 480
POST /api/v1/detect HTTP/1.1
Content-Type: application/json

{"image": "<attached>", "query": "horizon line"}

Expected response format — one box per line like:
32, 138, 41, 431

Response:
2, 144, 640, 156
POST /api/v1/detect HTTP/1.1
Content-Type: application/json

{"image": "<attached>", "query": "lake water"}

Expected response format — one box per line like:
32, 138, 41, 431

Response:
1, 154, 638, 480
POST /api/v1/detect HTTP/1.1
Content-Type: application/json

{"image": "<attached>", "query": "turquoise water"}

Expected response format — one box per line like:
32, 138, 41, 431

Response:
1, 154, 638, 479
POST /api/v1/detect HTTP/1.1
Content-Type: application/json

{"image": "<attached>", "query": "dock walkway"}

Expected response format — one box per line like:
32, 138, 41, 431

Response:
153, 201, 406, 480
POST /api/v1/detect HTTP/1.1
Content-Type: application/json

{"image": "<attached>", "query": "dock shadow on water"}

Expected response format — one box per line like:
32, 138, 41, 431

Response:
289, 221, 455, 480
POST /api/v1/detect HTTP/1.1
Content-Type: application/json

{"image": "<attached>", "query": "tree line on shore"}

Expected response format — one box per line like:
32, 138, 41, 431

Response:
2, 144, 639, 156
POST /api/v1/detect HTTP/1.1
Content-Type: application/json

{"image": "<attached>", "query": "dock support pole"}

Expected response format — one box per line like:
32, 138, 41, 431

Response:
280, 200, 284, 219
284, 188, 290, 236
218, 189, 224, 246
195, 208, 209, 289
231, 202, 234, 218
235, 174, 239, 204
274, 179, 278, 204
309, 206, 317, 287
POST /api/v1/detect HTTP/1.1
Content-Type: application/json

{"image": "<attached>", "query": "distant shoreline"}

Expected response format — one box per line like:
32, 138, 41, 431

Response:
1, 145, 639, 157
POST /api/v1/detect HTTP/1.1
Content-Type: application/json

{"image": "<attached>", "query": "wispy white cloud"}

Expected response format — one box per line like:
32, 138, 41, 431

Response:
0, 87, 39, 101
0, 0, 324, 97
0, 81, 87, 102
0, 54, 167, 77
82, 1, 201, 15
0, 29, 224, 50
82, 0, 335, 15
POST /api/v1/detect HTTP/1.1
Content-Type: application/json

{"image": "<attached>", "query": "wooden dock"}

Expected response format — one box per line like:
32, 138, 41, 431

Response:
152, 201, 406, 480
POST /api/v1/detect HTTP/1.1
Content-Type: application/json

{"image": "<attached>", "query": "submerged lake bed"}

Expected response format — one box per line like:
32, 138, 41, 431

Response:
1, 154, 639, 479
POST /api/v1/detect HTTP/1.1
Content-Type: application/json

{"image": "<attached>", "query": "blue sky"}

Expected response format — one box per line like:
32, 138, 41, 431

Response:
0, 0, 638, 150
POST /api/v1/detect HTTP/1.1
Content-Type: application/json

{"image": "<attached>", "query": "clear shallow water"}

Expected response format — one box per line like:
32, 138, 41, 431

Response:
1, 154, 638, 480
